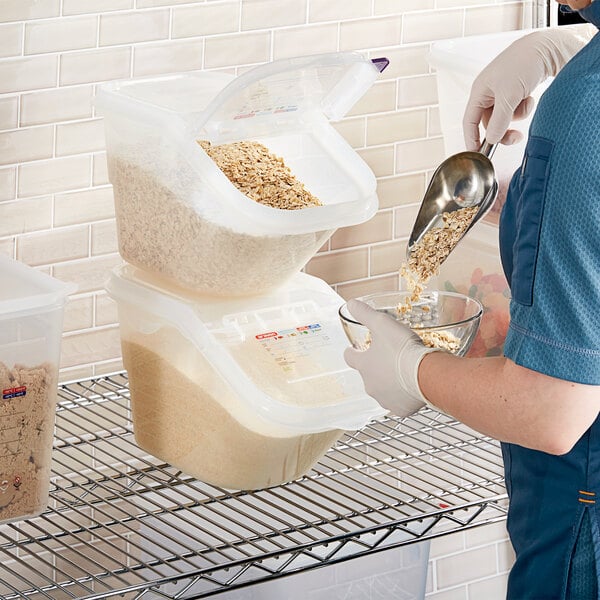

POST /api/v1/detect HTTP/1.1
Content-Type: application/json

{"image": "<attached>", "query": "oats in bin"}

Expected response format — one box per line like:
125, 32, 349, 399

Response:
198, 140, 322, 210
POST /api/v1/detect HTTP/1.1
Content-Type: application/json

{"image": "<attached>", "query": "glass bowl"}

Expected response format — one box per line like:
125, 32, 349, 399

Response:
339, 290, 483, 356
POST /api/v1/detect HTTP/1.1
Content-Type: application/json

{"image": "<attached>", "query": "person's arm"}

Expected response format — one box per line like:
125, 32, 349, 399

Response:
418, 352, 600, 455
344, 301, 600, 457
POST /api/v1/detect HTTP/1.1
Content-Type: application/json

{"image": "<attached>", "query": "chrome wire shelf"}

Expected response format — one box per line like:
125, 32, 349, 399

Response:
0, 372, 507, 600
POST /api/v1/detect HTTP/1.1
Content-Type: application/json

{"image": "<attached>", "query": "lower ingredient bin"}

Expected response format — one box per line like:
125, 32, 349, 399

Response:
106, 266, 386, 491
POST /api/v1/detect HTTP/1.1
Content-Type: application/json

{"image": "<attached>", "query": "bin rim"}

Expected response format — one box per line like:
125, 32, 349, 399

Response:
0, 255, 76, 319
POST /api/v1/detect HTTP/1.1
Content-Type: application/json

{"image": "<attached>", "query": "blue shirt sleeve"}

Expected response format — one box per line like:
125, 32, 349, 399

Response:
580, 1, 600, 28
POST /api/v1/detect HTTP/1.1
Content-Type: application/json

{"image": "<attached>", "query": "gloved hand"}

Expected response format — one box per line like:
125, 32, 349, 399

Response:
343, 299, 438, 418
463, 25, 594, 151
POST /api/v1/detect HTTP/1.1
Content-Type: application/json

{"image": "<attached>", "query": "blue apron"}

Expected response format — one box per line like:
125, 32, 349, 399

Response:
498, 7, 600, 598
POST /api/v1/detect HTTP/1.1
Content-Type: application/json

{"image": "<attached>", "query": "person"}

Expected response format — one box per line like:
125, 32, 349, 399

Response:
344, 1, 600, 598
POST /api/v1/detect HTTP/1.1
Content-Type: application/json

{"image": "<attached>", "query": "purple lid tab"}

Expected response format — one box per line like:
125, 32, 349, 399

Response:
371, 57, 390, 73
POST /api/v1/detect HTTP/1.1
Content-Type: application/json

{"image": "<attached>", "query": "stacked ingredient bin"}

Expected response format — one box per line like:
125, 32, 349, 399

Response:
428, 28, 553, 224
428, 30, 556, 358
97, 53, 391, 492
0, 256, 72, 524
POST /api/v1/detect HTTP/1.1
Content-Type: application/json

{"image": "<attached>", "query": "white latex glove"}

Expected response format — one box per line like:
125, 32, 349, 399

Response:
463, 25, 595, 150
343, 299, 439, 418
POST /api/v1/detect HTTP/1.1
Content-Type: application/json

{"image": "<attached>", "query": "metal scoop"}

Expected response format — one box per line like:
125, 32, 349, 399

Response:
407, 140, 498, 262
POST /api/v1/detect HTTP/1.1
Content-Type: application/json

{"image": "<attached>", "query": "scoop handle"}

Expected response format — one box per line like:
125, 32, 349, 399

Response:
479, 139, 497, 159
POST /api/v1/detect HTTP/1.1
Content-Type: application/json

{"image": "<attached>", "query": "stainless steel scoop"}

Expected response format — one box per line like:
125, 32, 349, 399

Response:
407, 140, 498, 262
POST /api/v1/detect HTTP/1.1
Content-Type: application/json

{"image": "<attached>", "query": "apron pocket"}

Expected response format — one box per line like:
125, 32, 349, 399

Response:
511, 136, 554, 307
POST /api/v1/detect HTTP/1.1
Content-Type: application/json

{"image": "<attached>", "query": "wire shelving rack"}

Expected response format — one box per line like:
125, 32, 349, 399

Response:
0, 372, 508, 599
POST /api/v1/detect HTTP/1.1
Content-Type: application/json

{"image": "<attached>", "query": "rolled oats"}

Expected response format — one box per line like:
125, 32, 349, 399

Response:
406, 206, 478, 284
396, 206, 478, 352
414, 329, 460, 353
198, 140, 322, 210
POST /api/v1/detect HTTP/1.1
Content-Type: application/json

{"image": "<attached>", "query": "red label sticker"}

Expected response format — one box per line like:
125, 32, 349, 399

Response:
256, 332, 278, 340
2, 386, 26, 400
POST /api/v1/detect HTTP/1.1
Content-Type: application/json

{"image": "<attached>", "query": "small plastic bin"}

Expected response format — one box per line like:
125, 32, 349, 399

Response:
218, 540, 430, 600
428, 29, 555, 224
0, 256, 72, 524
96, 53, 386, 297
437, 222, 510, 358
106, 265, 386, 491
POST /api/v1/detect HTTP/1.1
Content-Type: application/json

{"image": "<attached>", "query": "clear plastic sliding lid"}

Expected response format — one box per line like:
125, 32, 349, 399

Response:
196, 52, 389, 138
106, 266, 387, 434
0, 255, 74, 317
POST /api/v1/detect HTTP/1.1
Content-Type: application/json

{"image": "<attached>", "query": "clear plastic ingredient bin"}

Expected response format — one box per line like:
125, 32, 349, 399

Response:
0, 256, 72, 524
429, 29, 554, 224
106, 266, 386, 491
218, 539, 430, 600
437, 222, 510, 358
96, 53, 385, 297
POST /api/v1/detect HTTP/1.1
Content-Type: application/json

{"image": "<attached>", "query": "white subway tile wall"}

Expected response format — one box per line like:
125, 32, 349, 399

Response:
0, 1, 530, 594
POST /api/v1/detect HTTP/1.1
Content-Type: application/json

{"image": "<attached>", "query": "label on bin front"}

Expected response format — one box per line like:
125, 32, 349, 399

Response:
2, 386, 26, 400
234, 104, 298, 120
254, 323, 333, 380
256, 323, 321, 341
